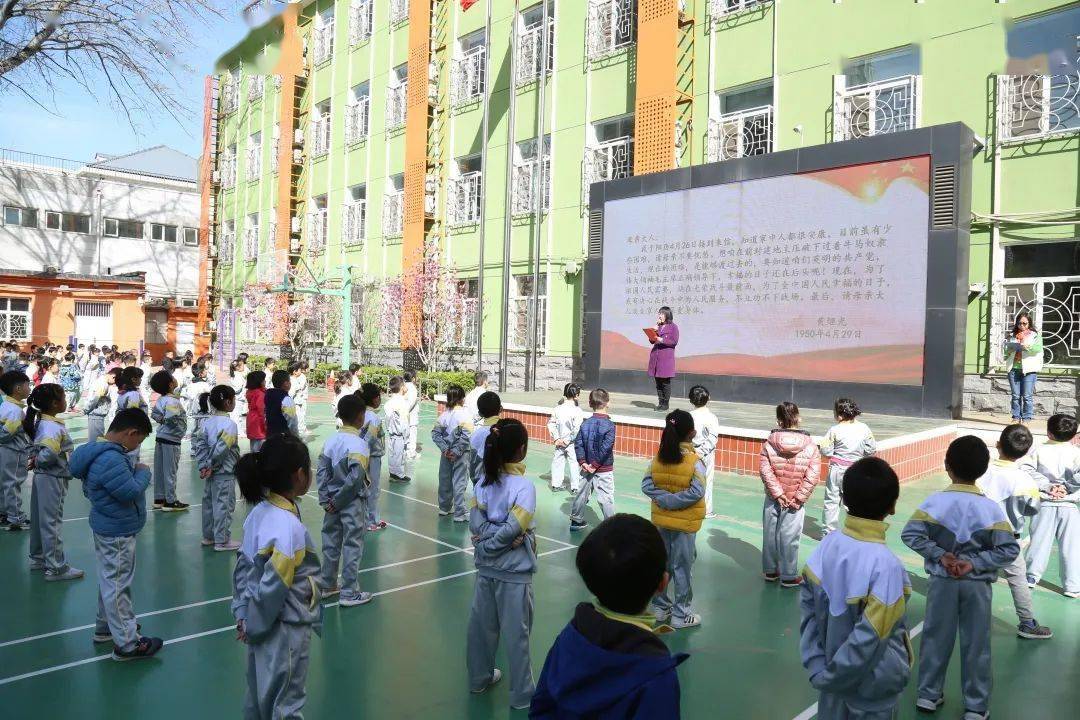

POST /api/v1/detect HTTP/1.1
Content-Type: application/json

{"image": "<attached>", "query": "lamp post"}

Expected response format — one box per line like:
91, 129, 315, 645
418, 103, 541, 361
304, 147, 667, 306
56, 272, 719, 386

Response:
267, 261, 354, 367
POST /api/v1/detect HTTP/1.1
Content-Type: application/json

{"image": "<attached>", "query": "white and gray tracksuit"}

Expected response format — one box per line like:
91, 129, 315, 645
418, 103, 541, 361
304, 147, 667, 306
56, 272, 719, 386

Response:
818, 421, 876, 534
233, 495, 323, 720
432, 405, 473, 520
469, 417, 499, 487
547, 402, 583, 492
316, 427, 371, 601
978, 460, 1042, 622
405, 382, 420, 457
0, 395, 30, 524
360, 408, 385, 527
290, 373, 308, 435
1021, 440, 1080, 595
115, 390, 147, 463
384, 397, 410, 479
139, 363, 153, 405
467, 465, 537, 708
151, 393, 187, 504
901, 485, 1019, 715
194, 413, 240, 545
690, 406, 721, 515
82, 377, 112, 445
29, 416, 75, 575
801, 517, 913, 719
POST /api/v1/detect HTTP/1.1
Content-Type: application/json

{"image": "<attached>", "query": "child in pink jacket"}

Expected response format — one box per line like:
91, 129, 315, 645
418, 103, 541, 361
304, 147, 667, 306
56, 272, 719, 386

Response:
760, 401, 821, 588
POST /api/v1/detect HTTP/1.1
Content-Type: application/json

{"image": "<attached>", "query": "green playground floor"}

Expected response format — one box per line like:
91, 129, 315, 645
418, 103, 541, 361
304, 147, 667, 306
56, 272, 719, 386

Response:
0, 400, 1077, 719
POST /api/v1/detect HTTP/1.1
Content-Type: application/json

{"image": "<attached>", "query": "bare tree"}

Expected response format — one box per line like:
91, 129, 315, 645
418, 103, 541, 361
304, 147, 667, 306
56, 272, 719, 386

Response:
0, 1, 230, 127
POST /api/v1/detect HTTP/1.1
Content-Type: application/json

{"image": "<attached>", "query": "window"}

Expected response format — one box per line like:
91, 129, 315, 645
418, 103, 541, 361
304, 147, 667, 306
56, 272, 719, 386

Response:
344, 184, 366, 247
221, 144, 237, 188
0, 298, 30, 341
248, 74, 266, 101
247, 131, 262, 178
313, 8, 335, 65
312, 100, 331, 157
584, 115, 635, 200
836, 47, 921, 141
309, 195, 328, 253
594, 114, 635, 143
456, 277, 480, 348
183, 227, 198, 246
3, 206, 36, 227
144, 309, 168, 344
383, 174, 405, 236
512, 135, 551, 215
151, 223, 178, 243
517, 3, 555, 85
386, 64, 408, 130
587, 0, 636, 60
245, 213, 260, 261
710, 82, 774, 162
452, 30, 486, 106
509, 274, 547, 351
272, 123, 281, 174
45, 210, 90, 234
720, 82, 772, 115
179, 298, 198, 308
449, 155, 483, 226
103, 218, 144, 238
346, 82, 371, 144
381, 292, 401, 346
843, 47, 919, 87
349, 0, 374, 46
221, 66, 240, 114
390, 0, 409, 25
219, 220, 236, 264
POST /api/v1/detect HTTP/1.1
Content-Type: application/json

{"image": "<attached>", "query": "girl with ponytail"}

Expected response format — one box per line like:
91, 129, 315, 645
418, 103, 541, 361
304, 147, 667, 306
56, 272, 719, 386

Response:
194, 385, 241, 551
25, 383, 83, 580
467, 418, 537, 709
547, 382, 584, 494
232, 433, 321, 718
114, 367, 147, 463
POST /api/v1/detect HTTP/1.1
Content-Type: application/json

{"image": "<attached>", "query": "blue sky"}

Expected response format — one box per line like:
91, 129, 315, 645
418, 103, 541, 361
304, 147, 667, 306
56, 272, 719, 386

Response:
0, 5, 254, 163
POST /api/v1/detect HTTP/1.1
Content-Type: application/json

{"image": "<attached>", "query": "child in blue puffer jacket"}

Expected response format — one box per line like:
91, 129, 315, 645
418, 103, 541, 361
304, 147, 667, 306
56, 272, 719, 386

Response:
70, 408, 164, 661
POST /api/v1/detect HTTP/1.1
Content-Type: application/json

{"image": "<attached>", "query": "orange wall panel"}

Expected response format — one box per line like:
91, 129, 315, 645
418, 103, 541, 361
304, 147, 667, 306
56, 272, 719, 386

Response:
634, 0, 678, 176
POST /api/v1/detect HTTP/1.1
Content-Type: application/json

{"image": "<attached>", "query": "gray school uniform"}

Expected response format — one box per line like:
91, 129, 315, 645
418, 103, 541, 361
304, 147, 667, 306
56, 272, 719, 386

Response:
0, 395, 30, 524
29, 416, 74, 575
384, 398, 410, 479
315, 427, 370, 601
547, 402, 583, 492
467, 466, 537, 708
469, 418, 498, 486
151, 393, 187, 503
359, 408, 385, 527
978, 460, 1042, 622
115, 390, 147, 464
232, 495, 322, 720
82, 377, 112, 445
901, 485, 1019, 715
194, 413, 240, 545
431, 405, 473, 520
818, 420, 876, 534
762, 498, 805, 580
1021, 440, 1080, 594
690, 406, 721, 515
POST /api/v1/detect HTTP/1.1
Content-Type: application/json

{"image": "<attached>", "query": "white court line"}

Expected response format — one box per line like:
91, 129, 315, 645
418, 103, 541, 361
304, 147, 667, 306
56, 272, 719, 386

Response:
789, 620, 925, 720
64, 504, 204, 523
386, 522, 473, 554
0, 544, 576, 687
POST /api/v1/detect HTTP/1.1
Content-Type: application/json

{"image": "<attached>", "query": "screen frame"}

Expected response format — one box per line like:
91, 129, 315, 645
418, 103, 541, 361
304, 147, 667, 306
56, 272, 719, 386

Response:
583, 123, 974, 419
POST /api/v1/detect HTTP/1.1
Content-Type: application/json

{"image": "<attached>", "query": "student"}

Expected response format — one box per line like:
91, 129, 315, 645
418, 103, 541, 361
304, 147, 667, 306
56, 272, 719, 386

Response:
229, 360, 248, 432
467, 418, 537, 710
40, 358, 60, 386
570, 389, 617, 532
978, 424, 1052, 638
332, 372, 352, 427
175, 357, 192, 392
800, 457, 913, 719
70, 408, 163, 660
232, 434, 323, 719
383, 376, 412, 484
189, 383, 211, 461
149, 370, 189, 512
138, 352, 154, 405
902, 436, 1019, 718
403, 369, 421, 458
531, 514, 688, 718
463, 370, 490, 424
547, 382, 584, 493
203, 353, 218, 385
344, 362, 360, 394
469, 391, 502, 488
262, 358, 278, 388
760, 401, 821, 588
358, 383, 386, 531
289, 361, 309, 437
194, 385, 241, 552
687, 385, 720, 519
0, 370, 32, 531
1023, 413, 1080, 598
266, 370, 298, 438
245, 371, 268, 452
115, 367, 147, 463
431, 384, 473, 522
642, 409, 706, 629
818, 398, 877, 535
25, 383, 83, 580
59, 352, 81, 411
184, 363, 212, 435
83, 367, 120, 445
316, 394, 373, 607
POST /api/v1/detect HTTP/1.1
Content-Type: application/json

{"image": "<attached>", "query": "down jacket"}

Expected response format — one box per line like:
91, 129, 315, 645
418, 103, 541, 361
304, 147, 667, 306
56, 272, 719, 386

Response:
70, 440, 151, 537
760, 429, 821, 508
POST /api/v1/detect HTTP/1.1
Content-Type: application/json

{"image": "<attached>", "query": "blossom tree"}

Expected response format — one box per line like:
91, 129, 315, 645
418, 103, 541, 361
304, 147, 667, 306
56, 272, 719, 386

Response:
235, 276, 342, 361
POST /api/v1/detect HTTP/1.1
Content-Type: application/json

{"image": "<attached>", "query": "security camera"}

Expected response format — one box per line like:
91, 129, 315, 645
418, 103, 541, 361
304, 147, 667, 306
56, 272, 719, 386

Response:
793, 124, 803, 134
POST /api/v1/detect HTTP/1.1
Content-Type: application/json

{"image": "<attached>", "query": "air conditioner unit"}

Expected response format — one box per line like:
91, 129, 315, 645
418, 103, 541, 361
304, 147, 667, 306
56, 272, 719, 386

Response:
290, 216, 302, 233
212, 170, 221, 183
292, 149, 303, 165
293, 128, 305, 146
290, 237, 302, 253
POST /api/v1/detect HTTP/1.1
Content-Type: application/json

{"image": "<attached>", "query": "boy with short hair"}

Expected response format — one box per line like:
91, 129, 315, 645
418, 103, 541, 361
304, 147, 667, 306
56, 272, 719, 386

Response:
801, 457, 912, 719
384, 376, 412, 484
265, 369, 298, 437
149, 370, 189, 512
570, 389, 616, 532
463, 370, 489, 424
901, 436, 1019, 719
289, 361, 309, 437
262, 358, 277, 387
469, 391, 502, 486
70, 408, 163, 660
977, 424, 1051, 638
359, 383, 386, 531
531, 513, 687, 717
0, 370, 32, 530
688, 385, 720, 519
83, 367, 120, 445
1023, 413, 1080, 598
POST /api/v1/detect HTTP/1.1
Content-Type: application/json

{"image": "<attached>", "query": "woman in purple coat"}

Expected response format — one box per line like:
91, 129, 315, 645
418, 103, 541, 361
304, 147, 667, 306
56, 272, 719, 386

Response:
647, 306, 679, 411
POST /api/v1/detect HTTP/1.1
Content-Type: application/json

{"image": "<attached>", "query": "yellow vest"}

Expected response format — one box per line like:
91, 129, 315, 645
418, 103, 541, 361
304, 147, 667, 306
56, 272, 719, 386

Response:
649, 443, 706, 533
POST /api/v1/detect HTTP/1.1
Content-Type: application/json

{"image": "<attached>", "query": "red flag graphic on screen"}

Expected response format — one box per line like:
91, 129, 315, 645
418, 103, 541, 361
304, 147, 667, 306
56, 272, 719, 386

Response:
460, 0, 480, 9
801, 156, 930, 201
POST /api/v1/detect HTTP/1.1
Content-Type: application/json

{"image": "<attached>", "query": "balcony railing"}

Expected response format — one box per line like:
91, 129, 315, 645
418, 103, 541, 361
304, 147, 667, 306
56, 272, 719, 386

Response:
390, 0, 409, 24
586, 0, 635, 61
311, 117, 331, 157
512, 158, 551, 215
710, 0, 768, 17
219, 233, 235, 264
220, 80, 239, 114
383, 192, 404, 236
343, 201, 366, 247
993, 277, 1080, 368
345, 97, 370, 144
449, 172, 482, 226
582, 137, 634, 203
451, 45, 486, 107
244, 226, 259, 261
386, 84, 407, 130
245, 144, 262, 178
707, 105, 772, 162
516, 19, 554, 86
997, 73, 1080, 143
248, 75, 265, 101
349, 0, 373, 46
312, 22, 334, 65
308, 211, 327, 253
221, 154, 237, 189
509, 297, 547, 352
834, 74, 921, 141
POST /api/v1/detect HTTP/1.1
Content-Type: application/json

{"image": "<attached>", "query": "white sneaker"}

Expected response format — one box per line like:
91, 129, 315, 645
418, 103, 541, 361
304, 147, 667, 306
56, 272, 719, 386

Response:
471, 668, 502, 694
962, 711, 989, 720
916, 697, 945, 713
214, 540, 241, 552
44, 567, 85, 582
671, 613, 701, 629
339, 591, 373, 607
438, 509, 451, 517
1064, 590, 1080, 599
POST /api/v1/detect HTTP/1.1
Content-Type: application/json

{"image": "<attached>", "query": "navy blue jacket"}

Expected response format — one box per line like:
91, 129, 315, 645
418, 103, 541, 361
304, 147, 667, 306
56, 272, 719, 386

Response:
265, 388, 289, 436
575, 413, 615, 472
70, 440, 151, 537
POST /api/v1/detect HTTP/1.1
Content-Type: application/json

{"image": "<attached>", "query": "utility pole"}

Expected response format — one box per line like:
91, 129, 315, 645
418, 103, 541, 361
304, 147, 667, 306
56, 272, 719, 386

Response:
498, 0, 521, 392
476, 0, 494, 370
526, 0, 549, 391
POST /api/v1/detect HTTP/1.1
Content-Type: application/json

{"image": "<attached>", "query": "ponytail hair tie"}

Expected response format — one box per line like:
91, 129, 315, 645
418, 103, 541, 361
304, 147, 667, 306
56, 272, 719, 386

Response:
490, 426, 500, 436
667, 417, 677, 425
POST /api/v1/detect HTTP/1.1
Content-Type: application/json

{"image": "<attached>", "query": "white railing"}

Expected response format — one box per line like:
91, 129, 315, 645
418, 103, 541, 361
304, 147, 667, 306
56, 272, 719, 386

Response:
346, 96, 370, 143
586, 0, 635, 61
383, 192, 404, 236
312, 22, 334, 65
451, 45, 486, 106
512, 158, 551, 215
244, 225, 259, 261
516, 19, 554, 86
386, 83, 407, 130
390, 0, 409, 24
992, 277, 1080, 368
834, 74, 921, 141
449, 172, 482, 226
710, 0, 768, 17
707, 105, 772, 162
509, 297, 547, 351
248, 74, 265, 101
311, 116, 331, 157
343, 201, 366, 247
219, 233, 235, 264
349, 0, 374, 46
271, 134, 279, 173
245, 142, 262, 178
308, 210, 327, 253
221, 152, 237, 189
221, 79, 239, 114
997, 73, 1080, 143
582, 137, 634, 203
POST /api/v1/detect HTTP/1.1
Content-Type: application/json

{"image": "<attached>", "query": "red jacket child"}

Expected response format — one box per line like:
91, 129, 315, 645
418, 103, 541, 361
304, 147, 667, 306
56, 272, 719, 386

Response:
245, 387, 267, 441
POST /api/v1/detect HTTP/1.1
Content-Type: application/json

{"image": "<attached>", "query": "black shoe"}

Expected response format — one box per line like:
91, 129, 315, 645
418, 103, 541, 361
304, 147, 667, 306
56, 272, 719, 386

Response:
388, 473, 404, 483
657, 403, 669, 412
112, 636, 164, 661
570, 520, 588, 532
161, 500, 190, 512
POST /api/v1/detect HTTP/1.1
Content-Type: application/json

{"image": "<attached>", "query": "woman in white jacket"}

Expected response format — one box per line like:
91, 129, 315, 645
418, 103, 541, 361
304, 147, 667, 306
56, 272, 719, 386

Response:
1002, 311, 1043, 424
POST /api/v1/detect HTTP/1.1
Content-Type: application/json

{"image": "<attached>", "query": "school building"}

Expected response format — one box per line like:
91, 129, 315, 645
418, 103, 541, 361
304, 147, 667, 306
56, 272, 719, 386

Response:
0, 146, 211, 358
205, 0, 1079, 409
